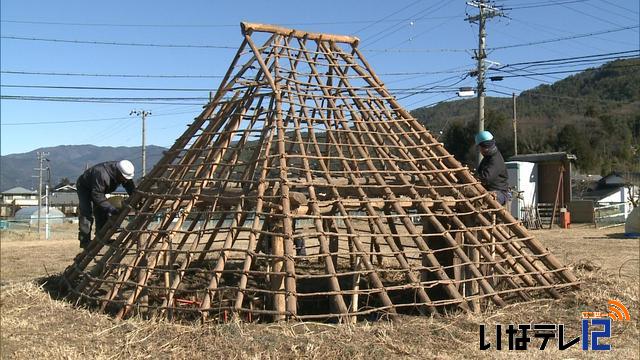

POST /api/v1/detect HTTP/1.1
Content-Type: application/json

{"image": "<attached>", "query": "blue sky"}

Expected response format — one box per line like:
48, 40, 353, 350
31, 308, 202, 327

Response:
1, 0, 638, 155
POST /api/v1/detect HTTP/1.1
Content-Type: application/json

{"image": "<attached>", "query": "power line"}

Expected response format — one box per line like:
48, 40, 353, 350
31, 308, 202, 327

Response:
405, 94, 459, 110
504, 0, 589, 10
363, 48, 469, 53
395, 75, 470, 100
558, 1, 629, 28
0, 70, 225, 78
499, 57, 639, 78
505, 16, 606, 53
5, 25, 635, 53
489, 25, 639, 50
1, 68, 471, 78
0, 84, 216, 92
6, 51, 632, 82
487, 88, 629, 103
492, 53, 639, 81
0, 35, 237, 49
370, 26, 639, 52
600, 0, 639, 14
495, 50, 639, 68
0, 17, 462, 28
0, 95, 205, 105
392, 13, 463, 48
0, 83, 476, 93
1, 109, 199, 126
489, 63, 640, 78
1, 95, 207, 101
361, 2, 450, 47
582, 1, 640, 24
352, 0, 422, 35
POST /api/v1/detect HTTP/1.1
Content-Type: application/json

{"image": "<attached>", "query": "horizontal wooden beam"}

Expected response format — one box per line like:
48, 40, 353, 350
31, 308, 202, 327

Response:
241, 22, 360, 46
193, 188, 456, 215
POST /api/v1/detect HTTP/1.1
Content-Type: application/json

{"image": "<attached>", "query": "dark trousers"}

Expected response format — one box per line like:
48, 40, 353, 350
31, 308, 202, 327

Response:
491, 190, 511, 206
77, 186, 108, 242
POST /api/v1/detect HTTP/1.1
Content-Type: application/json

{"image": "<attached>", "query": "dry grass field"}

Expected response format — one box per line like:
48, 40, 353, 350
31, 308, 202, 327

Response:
1, 223, 638, 359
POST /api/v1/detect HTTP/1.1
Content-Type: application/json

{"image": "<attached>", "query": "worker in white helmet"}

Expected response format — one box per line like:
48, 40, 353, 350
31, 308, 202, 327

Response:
76, 160, 136, 249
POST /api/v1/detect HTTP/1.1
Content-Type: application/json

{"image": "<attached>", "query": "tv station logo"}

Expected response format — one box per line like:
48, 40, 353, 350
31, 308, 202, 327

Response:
479, 299, 630, 351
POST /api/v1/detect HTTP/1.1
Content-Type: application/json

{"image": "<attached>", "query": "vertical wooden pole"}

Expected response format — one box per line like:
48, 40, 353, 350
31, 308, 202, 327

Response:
453, 231, 463, 291
351, 254, 361, 324
137, 236, 149, 317
421, 215, 457, 302
163, 236, 172, 320
270, 220, 286, 321
463, 215, 480, 312
368, 220, 383, 265
323, 219, 339, 270
549, 166, 564, 229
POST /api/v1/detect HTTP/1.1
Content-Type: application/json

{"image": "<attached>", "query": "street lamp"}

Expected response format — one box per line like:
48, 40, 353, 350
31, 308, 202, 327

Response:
457, 87, 476, 98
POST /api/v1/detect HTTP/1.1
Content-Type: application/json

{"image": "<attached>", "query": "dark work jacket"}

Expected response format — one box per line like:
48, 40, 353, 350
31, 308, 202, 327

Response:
76, 161, 135, 212
477, 147, 509, 192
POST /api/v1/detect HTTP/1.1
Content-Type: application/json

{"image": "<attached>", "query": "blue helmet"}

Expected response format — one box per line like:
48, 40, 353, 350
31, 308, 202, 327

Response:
475, 130, 494, 145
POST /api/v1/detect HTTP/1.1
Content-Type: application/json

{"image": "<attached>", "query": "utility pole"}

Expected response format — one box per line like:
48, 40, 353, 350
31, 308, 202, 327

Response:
513, 93, 518, 155
34, 151, 49, 238
464, 1, 505, 312
45, 183, 50, 240
130, 110, 151, 177
466, 0, 504, 164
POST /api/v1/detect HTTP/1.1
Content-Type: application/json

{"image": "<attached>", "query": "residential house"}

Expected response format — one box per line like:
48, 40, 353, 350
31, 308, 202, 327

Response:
51, 184, 79, 216
0, 187, 38, 217
581, 172, 638, 220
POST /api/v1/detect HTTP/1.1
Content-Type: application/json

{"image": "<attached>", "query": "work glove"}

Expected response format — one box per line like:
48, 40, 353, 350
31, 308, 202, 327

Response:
107, 206, 119, 216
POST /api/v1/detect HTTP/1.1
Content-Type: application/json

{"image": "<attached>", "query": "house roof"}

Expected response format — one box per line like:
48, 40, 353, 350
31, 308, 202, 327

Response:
508, 152, 577, 163
600, 171, 640, 185
14, 206, 65, 218
1, 186, 37, 195
50, 192, 79, 206
54, 184, 77, 192
573, 174, 602, 182
581, 185, 624, 200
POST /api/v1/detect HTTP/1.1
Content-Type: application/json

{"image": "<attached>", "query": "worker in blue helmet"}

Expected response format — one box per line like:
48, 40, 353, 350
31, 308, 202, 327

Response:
475, 131, 510, 205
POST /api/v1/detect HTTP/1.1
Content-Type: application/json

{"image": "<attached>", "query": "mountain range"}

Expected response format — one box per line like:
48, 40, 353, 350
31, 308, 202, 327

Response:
0, 145, 166, 191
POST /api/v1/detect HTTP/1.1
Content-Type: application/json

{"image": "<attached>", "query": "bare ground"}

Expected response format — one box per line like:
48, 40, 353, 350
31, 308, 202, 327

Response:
1, 224, 638, 359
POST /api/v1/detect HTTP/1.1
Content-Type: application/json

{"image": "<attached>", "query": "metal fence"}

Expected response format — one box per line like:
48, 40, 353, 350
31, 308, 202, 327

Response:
594, 202, 627, 229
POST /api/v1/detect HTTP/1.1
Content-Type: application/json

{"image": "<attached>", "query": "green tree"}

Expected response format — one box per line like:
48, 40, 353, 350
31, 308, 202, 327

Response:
441, 121, 475, 166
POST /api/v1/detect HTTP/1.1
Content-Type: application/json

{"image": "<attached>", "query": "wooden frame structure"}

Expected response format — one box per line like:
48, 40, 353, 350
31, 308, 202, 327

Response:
62, 22, 578, 322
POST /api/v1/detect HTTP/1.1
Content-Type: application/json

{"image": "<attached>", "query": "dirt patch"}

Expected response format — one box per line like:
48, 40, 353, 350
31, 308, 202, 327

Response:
1, 224, 78, 282
1, 225, 638, 359
530, 225, 639, 276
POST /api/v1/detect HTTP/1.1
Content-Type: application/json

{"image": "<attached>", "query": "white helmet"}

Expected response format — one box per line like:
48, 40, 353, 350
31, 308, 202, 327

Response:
116, 160, 135, 180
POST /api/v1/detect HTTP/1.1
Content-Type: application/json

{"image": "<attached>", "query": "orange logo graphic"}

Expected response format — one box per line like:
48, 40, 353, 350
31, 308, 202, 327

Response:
607, 300, 630, 321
